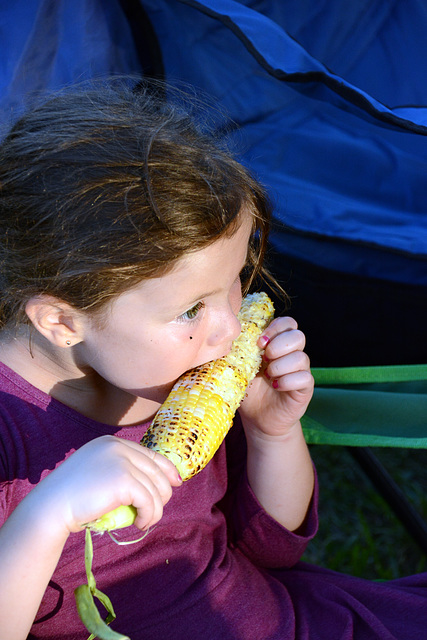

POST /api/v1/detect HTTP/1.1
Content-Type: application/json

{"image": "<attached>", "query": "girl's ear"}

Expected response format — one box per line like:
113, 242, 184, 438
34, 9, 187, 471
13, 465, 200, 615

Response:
25, 295, 83, 348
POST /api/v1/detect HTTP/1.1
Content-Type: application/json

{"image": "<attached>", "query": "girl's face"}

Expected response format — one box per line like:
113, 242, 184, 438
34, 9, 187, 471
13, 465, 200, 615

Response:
76, 211, 253, 405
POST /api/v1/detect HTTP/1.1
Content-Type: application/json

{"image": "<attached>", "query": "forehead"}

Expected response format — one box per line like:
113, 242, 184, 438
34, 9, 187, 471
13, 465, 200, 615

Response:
172, 209, 253, 273
108, 211, 253, 318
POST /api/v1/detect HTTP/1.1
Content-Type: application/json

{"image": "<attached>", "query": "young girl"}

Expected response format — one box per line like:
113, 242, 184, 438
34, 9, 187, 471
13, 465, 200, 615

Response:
0, 81, 425, 640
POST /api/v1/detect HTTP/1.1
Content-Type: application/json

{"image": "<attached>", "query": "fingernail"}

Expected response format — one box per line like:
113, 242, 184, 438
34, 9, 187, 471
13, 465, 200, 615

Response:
259, 335, 270, 348
264, 370, 271, 379
262, 353, 270, 363
272, 379, 279, 389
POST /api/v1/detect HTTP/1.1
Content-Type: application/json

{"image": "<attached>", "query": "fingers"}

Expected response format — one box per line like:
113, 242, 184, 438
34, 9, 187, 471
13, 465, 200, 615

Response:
125, 462, 173, 530
57, 436, 183, 533
260, 316, 305, 356
269, 369, 314, 393
259, 317, 313, 392
130, 449, 182, 530
108, 439, 182, 531
127, 440, 182, 486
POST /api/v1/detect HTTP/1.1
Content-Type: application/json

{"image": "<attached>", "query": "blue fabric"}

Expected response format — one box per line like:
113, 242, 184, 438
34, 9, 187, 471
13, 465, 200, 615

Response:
142, 0, 427, 283
2, 0, 427, 283
0, 0, 142, 127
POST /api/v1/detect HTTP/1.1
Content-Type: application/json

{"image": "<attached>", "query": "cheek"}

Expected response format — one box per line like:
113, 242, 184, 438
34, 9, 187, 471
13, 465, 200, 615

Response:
146, 331, 200, 371
230, 279, 243, 314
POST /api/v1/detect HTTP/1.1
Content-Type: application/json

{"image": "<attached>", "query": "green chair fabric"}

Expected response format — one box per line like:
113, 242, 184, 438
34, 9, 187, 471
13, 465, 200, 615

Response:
302, 364, 427, 449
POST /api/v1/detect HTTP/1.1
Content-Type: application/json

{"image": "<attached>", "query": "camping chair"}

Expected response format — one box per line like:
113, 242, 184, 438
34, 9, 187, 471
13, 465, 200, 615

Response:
303, 364, 427, 555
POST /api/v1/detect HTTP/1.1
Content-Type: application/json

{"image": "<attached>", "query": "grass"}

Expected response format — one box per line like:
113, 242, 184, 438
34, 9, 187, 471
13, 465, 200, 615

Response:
302, 445, 427, 580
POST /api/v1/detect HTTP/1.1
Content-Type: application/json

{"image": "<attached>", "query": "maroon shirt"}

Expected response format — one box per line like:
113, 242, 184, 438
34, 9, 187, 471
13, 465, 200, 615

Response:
0, 362, 317, 639
2, 361, 427, 640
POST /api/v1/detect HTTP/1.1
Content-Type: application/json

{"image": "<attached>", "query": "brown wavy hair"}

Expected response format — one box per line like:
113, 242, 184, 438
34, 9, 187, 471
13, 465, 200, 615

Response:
0, 79, 277, 329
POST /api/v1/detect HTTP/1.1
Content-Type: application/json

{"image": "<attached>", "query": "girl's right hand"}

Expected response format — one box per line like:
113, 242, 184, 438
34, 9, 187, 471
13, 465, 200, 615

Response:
28, 435, 182, 536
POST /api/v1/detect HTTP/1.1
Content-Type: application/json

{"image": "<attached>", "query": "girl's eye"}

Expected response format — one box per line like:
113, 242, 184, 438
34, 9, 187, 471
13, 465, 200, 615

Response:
178, 301, 205, 322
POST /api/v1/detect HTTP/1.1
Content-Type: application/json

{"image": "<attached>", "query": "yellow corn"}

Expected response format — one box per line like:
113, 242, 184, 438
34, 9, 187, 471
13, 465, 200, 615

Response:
89, 291, 274, 533
141, 291, 274, 480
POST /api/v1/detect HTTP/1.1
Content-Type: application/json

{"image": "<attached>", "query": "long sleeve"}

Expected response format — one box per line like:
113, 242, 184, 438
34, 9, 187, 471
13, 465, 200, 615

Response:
219, 413, 318, 568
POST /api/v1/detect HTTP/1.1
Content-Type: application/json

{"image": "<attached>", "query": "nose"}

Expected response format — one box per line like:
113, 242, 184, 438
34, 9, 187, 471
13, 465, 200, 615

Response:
207, 305, 242, 349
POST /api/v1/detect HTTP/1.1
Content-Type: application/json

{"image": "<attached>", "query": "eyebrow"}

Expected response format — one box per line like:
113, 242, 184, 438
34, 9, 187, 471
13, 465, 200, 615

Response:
184, 288, 220, 308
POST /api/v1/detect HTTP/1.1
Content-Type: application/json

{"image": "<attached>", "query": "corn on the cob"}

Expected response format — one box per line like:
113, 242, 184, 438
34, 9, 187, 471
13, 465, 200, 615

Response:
89, 291, 274, 533
141, 291, 274, 481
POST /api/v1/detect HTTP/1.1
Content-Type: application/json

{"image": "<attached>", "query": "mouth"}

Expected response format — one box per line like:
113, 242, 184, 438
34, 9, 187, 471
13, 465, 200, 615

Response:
189, 346, 232, 373
209, 344, 233, 364
221, 343, 233, 358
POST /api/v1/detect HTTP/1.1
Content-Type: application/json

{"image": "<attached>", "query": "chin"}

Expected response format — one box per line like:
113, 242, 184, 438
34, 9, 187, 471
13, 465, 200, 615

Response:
130, 380, 177, 404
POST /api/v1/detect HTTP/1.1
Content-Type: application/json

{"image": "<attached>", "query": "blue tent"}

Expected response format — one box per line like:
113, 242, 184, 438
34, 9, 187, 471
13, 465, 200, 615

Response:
2, 0, 427, 365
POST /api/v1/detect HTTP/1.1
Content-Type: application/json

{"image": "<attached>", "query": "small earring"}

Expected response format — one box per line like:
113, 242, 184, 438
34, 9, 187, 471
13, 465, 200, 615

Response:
66, 340, 71, 346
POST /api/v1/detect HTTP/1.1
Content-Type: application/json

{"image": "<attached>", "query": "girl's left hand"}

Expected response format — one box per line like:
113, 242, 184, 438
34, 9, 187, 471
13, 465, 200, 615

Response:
239, 316, 314, 437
